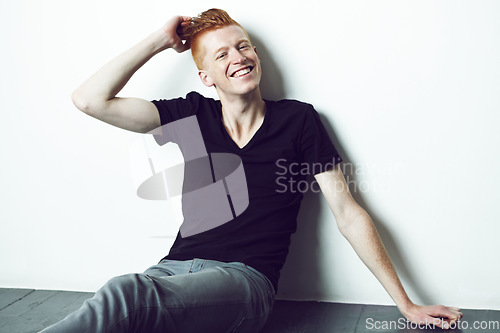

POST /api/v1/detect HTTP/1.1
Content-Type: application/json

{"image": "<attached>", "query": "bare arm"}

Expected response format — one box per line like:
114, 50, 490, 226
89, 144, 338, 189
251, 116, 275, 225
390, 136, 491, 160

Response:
315, 164, 463, 330
71, 16, 191, 133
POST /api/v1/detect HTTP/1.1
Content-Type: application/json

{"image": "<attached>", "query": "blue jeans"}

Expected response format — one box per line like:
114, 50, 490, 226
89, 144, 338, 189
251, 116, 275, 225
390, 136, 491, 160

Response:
40, 258, 276, 332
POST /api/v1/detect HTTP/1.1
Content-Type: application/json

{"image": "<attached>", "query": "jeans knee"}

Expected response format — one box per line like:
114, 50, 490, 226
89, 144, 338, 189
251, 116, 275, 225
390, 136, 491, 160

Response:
103, 273, 151, 301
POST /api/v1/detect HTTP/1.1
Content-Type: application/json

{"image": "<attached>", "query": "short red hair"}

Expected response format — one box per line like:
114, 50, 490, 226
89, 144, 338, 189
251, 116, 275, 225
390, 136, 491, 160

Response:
178, 8, 251, 69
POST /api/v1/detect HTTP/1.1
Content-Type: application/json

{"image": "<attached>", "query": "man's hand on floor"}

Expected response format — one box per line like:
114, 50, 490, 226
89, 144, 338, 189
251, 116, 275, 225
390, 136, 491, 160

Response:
400, 303, 463, 330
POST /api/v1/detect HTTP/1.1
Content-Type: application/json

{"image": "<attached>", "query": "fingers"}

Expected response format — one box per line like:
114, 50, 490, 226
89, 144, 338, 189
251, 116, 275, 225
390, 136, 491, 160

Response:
450, 307, 463, 320
176, 16, 192, 32
403, 305, 463, 330
427, 315, 456, 330
170, 15, 191, 26
430, 305, 463, 320
446, 307, 463, 321
175, 16, 192, 46
164, 15, 191, 32
177, 16, 192, 29
436, 318, 453, 330
427, 305, 463, 330
168, 15, 192, 52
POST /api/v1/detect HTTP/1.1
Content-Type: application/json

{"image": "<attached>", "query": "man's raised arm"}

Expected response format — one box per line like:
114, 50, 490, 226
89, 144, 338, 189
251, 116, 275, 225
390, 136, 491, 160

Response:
315, 164, 463, 330
71, 16, 191, 133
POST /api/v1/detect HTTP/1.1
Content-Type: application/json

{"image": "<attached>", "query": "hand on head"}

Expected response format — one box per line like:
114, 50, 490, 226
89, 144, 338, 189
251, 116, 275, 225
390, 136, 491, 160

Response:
160, 16, 192, 53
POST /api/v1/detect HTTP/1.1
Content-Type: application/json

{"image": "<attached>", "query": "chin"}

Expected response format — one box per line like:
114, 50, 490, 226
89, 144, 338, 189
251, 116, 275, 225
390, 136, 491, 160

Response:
240, 81, 261, 94
217, 78, 261, 97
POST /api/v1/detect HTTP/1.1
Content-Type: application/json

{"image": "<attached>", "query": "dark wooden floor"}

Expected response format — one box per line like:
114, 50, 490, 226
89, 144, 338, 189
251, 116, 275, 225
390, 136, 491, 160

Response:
1, 288, 499, 332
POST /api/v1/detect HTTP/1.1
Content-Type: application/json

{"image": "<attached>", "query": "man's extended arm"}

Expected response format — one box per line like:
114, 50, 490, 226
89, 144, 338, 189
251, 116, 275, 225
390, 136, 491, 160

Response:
71, 16, 191, 133
315, 164, 463, 330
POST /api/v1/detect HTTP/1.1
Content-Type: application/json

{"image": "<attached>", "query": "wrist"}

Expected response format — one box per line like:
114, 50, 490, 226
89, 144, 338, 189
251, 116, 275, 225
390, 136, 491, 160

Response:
148, 29, 172, 54
397, 299, 417, 317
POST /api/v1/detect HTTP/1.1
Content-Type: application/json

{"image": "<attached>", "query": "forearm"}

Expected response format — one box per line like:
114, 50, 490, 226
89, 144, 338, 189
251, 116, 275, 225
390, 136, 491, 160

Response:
317, 166, 462, 329
339, 208, 412, 312
72, 29, 167, 111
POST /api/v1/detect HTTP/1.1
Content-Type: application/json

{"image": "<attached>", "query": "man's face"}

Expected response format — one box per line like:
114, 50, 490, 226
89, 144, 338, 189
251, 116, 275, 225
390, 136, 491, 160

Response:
198, 25, 261, 98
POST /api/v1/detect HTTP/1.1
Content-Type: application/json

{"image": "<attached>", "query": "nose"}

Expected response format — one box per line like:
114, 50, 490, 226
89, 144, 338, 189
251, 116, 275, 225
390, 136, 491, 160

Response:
231, 50, 246, 64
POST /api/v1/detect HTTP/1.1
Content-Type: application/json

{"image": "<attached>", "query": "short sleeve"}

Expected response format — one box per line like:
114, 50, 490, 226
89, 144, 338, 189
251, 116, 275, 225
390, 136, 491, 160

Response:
151, 91, 202, 126
299, 105, 342, 175
150, 92, 205, 146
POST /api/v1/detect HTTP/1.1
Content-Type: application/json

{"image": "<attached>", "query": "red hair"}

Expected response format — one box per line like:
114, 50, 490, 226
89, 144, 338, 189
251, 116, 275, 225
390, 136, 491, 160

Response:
178, 9, 250, 69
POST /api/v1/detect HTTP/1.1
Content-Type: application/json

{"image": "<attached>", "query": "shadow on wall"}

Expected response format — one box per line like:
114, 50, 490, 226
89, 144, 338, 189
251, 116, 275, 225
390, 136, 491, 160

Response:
250, 34, 286, 101
253, 31, 434, 305
251, 32, 327, 300
316, 114, 435, 305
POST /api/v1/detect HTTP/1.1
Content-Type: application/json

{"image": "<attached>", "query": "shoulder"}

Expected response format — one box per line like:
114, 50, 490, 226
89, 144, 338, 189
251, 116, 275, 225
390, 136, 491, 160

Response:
153, 91, 220, 113
267, 98, 313, 110
266, 98, 318, 124
185, 91, 217, 103
152, 91, 220, 125
175, 91, 219, 107
153, 91, 218, 106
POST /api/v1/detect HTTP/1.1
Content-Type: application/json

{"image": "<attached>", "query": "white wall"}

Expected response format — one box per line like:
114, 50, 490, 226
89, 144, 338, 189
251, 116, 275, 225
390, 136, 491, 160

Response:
1, 0, 499, 310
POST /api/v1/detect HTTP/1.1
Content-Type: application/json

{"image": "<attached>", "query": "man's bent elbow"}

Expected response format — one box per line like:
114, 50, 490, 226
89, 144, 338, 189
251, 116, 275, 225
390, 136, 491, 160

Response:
71, 90, 106, 118
71, 90, 90, 114
336, 216, 353, 236
336, 203, 369, 236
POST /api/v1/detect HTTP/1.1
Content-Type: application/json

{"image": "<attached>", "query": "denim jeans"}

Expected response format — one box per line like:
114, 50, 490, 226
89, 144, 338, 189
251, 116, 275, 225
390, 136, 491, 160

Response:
40, 258, 276, 333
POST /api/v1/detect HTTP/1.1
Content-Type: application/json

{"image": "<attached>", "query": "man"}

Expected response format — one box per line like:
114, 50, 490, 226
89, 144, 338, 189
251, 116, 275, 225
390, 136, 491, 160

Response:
43, 8, 462, 332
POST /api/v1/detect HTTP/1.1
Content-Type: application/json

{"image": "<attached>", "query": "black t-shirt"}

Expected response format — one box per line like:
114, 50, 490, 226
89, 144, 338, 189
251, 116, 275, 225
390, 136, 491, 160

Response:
151, 91, 342, 291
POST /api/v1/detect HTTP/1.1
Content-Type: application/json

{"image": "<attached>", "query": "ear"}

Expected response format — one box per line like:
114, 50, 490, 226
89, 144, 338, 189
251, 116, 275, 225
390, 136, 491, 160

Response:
198, 70, 214, 87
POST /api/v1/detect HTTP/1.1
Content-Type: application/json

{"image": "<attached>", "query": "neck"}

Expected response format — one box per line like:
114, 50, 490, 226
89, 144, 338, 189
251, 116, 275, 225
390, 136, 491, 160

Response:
219, 88, 266, 129
217, 88, 266, 147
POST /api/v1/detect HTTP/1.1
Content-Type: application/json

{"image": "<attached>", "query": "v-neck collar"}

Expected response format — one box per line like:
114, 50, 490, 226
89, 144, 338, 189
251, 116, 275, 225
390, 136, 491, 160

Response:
217, 100, 270, 152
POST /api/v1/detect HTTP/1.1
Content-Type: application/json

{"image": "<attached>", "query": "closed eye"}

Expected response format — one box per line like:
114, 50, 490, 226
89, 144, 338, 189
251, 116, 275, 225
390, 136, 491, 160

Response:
216, 52, 227, 60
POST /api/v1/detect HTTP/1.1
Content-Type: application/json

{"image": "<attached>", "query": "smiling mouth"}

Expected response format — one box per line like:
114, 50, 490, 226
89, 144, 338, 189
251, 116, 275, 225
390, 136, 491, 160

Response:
231, 66, 254, 78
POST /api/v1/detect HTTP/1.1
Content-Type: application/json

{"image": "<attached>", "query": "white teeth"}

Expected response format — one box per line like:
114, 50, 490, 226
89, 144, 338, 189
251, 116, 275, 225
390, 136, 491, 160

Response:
233, 68, 251, 78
